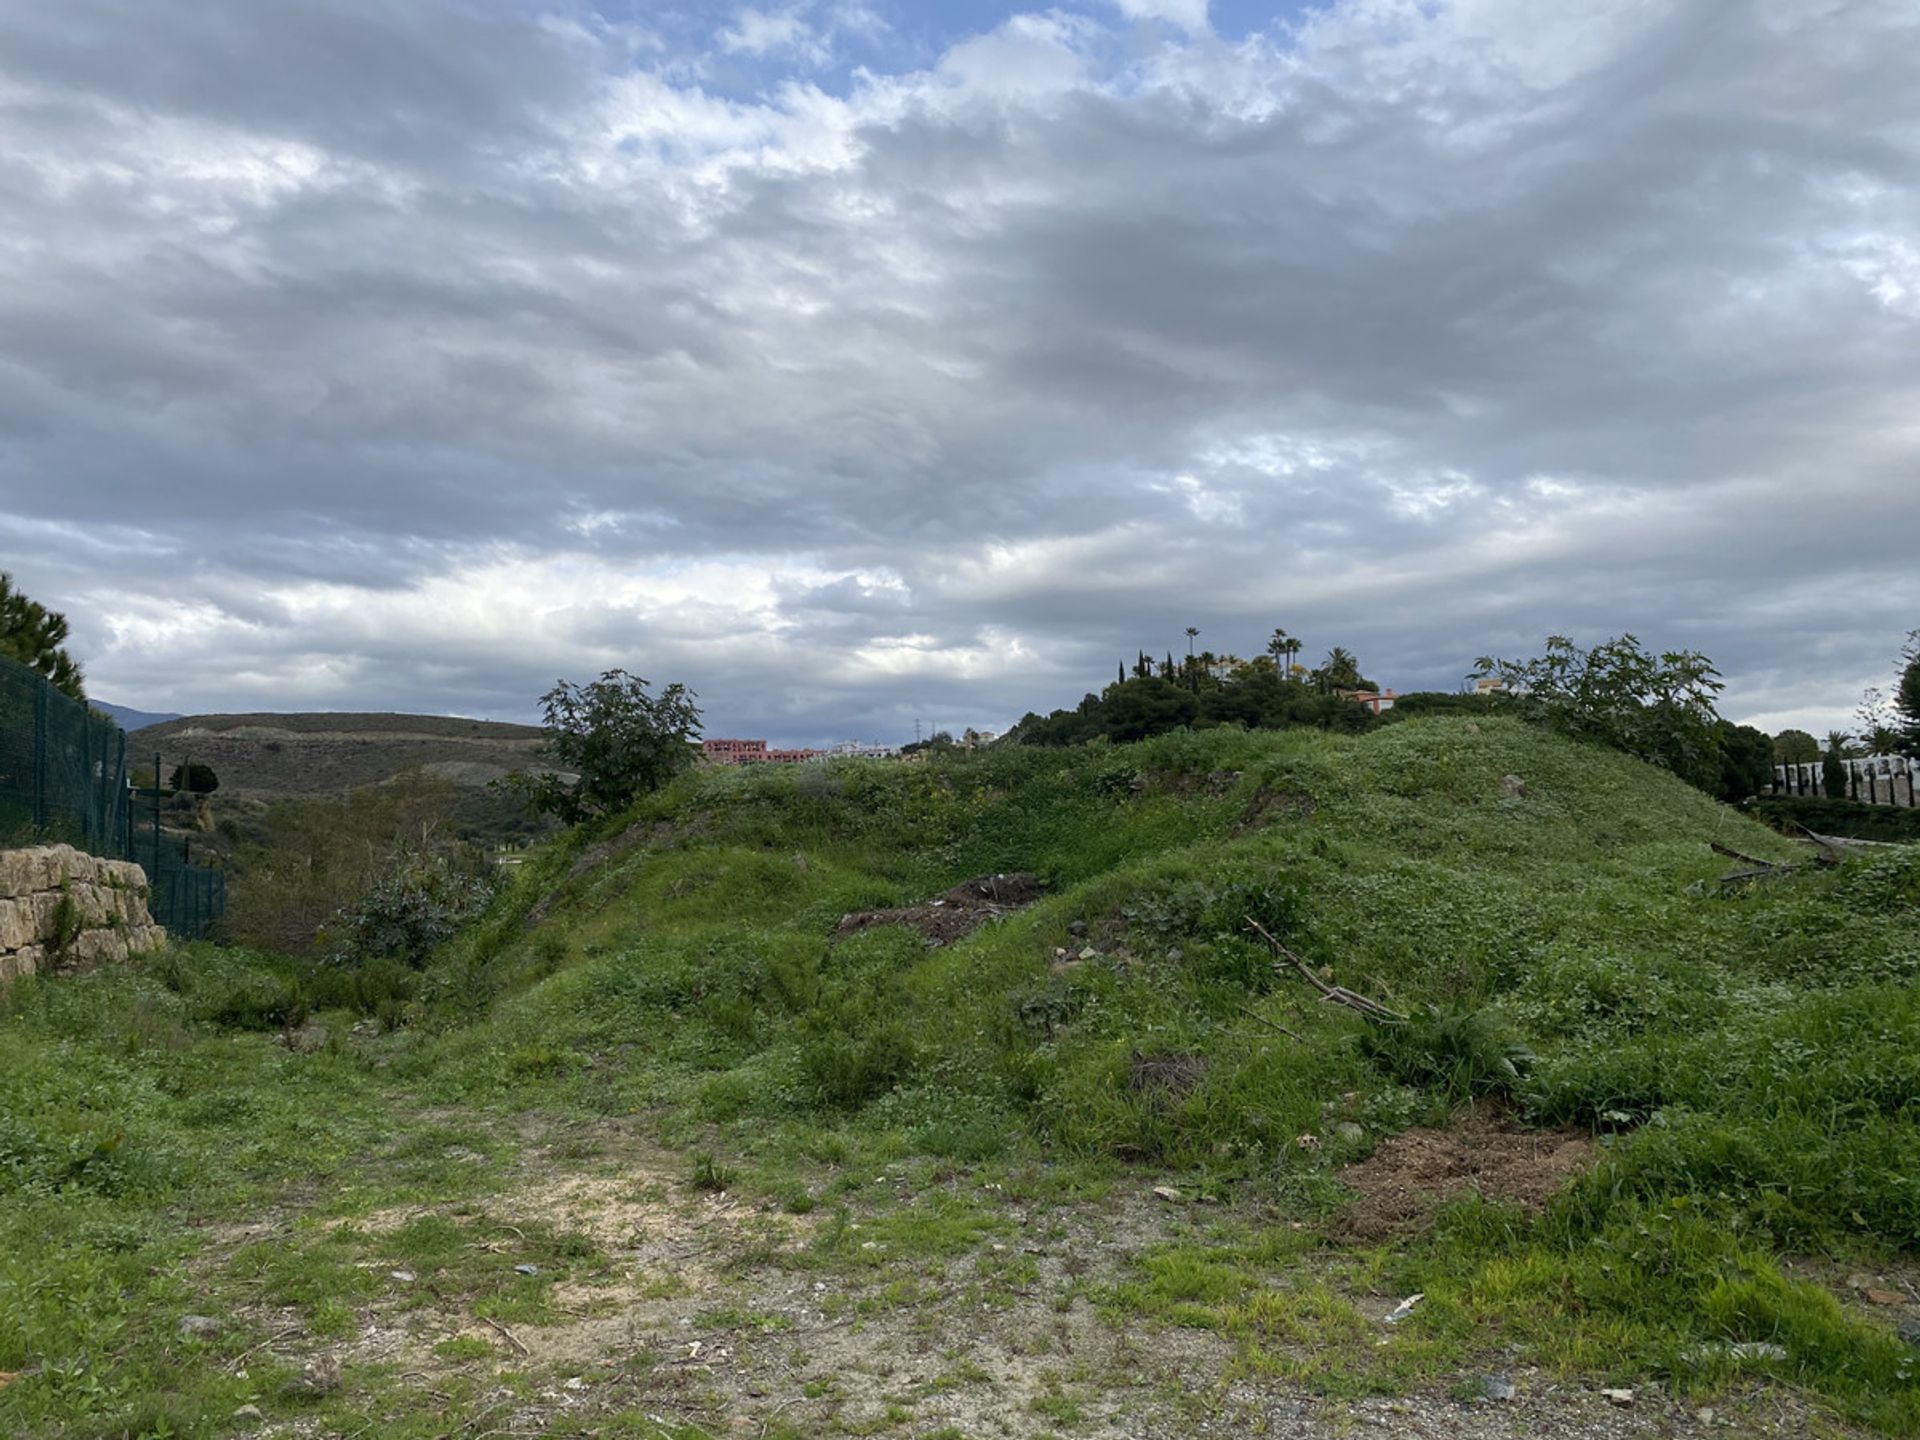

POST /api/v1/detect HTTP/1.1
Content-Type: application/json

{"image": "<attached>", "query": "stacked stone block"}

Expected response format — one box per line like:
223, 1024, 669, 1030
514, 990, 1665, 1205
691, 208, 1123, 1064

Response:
0, 844, 166, 985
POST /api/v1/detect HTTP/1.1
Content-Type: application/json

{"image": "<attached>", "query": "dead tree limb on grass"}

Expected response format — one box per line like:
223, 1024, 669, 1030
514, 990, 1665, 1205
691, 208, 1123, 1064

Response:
1233, 1002, 1305, 1042
1243, 918, 1407, 1025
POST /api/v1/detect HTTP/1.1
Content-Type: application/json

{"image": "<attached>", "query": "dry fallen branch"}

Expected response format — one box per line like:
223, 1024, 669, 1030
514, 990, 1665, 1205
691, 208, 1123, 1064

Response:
1781, 820, 1847, 865
1243, 918, 1407, 1025
481, 1315, 529, 1356
1709, 841, 1804, 888
1234, 1002, 1305, 1042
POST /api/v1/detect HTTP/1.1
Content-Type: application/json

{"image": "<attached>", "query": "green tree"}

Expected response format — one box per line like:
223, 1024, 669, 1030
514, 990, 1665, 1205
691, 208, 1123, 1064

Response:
1267, 628, 1290, 677
0, 572, 85, 700
1773, 728, 1820, 765
1822, 730, 1850, 800
1897, 631, 1920, 757
1714, 723, 1773, 804
1311, 646, 1372, 695
169, 762, 220, 795
1474, 634, 1726, 792
511, 670, 701, 824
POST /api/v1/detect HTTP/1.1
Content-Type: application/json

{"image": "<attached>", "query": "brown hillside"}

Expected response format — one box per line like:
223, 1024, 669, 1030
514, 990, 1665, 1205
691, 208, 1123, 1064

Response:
124, 712, 548, 798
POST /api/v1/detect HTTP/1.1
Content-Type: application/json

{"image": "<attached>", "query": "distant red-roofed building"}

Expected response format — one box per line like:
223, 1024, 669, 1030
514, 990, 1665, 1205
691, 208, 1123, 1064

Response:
703, 738, 768, 765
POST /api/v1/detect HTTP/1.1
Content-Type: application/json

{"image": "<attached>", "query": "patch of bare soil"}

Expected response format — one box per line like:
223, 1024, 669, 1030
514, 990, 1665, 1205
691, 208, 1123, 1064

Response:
1335, 1105, 1595, 1240
1233, 786, 1319, 835
1138, 767, 1243, 798
835, 872, 1045, 946
203, 1122, 1847, 1440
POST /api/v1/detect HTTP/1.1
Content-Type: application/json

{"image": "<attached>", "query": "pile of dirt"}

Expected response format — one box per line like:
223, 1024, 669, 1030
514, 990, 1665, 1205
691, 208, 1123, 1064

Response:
1334, 1106, 1595, 1240
836, 872, 1045, 946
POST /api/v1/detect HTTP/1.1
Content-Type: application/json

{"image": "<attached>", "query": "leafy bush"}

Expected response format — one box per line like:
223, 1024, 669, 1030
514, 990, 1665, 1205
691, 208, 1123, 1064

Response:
1749, 796, 1920, 844
322, 849, 497, 969
510, 669, 701, 823
797, 1018, 919, 1107
1362, 1004, 1531, 1101
1474, 634, 1726, 792
167, 762, 219, 795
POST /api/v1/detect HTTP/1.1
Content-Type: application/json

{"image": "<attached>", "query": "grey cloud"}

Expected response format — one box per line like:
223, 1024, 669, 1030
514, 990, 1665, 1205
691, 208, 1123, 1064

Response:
0, 0, 1916, 742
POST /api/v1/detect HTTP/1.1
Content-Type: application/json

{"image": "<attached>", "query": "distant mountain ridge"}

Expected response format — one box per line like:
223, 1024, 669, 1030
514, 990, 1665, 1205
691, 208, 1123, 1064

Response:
124, 711, 548, 797
93, 700, 184, 731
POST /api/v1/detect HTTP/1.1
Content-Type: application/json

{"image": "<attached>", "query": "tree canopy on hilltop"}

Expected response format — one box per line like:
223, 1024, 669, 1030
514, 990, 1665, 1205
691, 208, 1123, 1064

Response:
0, 572, 85, 701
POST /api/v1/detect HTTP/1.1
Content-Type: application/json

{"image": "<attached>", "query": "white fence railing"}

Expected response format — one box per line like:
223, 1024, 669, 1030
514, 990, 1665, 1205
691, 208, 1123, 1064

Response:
1772, 756, 1919, 807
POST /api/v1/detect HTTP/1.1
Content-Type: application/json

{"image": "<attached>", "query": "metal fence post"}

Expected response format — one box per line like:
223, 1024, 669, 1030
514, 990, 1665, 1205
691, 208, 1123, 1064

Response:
31, 681, 48, 832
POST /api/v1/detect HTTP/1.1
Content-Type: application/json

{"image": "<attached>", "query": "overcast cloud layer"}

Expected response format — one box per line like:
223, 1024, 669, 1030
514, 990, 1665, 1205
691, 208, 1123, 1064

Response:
1, 0, 1916, 743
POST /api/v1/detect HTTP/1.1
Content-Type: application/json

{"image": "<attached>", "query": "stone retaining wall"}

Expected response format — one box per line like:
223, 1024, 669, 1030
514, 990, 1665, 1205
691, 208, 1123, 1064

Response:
0, 844, 167, 985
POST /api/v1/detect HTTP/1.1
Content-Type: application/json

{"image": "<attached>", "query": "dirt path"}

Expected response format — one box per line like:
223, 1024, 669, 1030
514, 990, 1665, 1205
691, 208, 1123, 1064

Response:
192, 1115, 1850, 1440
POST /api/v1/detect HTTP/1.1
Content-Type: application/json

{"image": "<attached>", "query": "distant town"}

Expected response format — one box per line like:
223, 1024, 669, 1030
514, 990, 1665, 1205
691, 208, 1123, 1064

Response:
699, 734, 1000, 765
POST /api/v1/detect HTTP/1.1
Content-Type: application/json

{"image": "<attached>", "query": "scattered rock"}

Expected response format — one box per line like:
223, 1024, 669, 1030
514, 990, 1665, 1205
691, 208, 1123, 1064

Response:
1151, 1186, 1184, 1204
1295, 1132, 1321, 1151
1897, 1317, 1920, 1347
1474, 1374, 1515, 1402
1078, 946, 1098, 962
389, 1270, 416, 1284
1384, 1293, 1424, 1324
1601, 1388, 1635, 1408
177, 1314, 221, 1340
233, 1404, 264, 1422
280, 1022, 330, 1054
285, 1354, 342, 1399
1499, 773, 1528, 800
1865, 1287, 1907, 1306
514, 1263, 540, 1275
1067, 919, 1087, 937
1165, 947, 1183, 962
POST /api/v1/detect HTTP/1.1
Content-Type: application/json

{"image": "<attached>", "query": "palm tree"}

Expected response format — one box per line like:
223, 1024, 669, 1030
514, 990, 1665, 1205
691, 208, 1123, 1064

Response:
1268, 628, 1289, 677
1317, 646, 1361, 694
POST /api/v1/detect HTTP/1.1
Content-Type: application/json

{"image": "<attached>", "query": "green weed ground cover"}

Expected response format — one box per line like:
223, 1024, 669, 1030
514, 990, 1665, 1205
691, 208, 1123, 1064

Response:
3, 718, 1918, 1435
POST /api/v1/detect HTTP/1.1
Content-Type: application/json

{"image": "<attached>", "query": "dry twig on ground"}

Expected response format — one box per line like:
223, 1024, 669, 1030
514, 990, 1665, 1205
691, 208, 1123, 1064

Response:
1243, 918, 1406, 1025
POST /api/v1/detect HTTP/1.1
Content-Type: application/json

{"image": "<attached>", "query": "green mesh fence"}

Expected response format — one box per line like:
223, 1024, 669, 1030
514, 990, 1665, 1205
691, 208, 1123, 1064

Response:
1, 655, 224, 939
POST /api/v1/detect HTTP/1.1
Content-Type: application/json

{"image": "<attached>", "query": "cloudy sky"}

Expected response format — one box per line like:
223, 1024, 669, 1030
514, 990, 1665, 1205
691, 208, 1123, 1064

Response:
1, 0, 1915, 744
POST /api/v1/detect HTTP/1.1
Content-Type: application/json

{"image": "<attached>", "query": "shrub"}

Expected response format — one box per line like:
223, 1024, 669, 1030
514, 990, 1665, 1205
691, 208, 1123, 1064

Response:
322, 849, 497, 969
1748, 796, 1920, 844
1474, 634, 1726, 792
1362, 1004, 1531, 1101
167, 762, 219, 795
798, 1018, 919, 1108
510, 669, 701, 824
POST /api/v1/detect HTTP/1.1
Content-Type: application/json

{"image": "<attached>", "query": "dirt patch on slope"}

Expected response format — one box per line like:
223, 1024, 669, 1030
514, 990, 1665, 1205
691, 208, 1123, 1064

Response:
836, 872, 1045, 946
1233, 787, 1319, 835
1335, 1106, 1594, 1240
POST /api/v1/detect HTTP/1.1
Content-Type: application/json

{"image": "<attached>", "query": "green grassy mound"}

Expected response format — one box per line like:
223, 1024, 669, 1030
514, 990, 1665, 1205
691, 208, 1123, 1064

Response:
5, 717, 1919, 1434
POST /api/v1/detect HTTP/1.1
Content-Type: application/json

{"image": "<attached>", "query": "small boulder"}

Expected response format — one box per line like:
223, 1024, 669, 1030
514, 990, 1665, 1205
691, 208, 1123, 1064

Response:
285, 1353, 342, 1399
